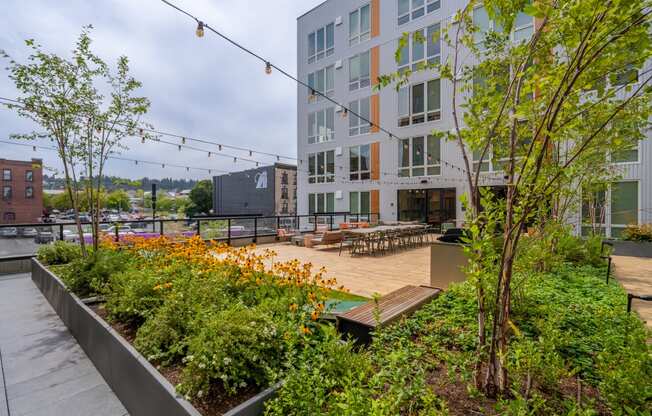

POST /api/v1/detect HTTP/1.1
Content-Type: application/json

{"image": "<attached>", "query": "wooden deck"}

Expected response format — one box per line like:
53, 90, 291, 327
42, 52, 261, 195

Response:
337, 285, 441, 343
256, 243, 432, 297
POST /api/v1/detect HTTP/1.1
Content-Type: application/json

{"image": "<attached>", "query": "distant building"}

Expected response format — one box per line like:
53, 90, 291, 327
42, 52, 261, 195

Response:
213, 163, 297, 217
1, 158, 44, 223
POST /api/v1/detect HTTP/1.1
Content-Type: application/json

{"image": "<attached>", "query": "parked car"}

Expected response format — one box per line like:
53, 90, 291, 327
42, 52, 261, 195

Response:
0, 227, 18, 238
19, 227, 38, 238
35, 228, 55, 244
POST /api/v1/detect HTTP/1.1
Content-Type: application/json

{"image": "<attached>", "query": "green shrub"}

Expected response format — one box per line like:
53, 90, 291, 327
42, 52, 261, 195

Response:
621, 224, 652, 242
37, 241, 81, 265
104, 268, 165, 324
178, 304, 287, 397
61, 249, 130, 297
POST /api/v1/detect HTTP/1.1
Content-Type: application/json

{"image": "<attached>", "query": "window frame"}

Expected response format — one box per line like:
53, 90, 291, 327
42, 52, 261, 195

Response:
308, 150, 336, 184
349, 191, 371, 214
2, 169, 11, 181
307, 107, 335, 144
308, 22, 335, 64
398, 135, 441, 177
397, 78, 441, 127
349, 144, 372, 181
2, 185, 12, 200
308, 192, 335, 214
25, 186, 34, 199
25, 170, 33, 182
610, 141, 640, 165
348, 97, 371, 136
398, 0, 441, 26
349, 50, 371, 91
610, 180, 639, 237
307, 65, 335, 101
473, 5, 534, 46
397, 22, 441, 73
349, 3, 371, 46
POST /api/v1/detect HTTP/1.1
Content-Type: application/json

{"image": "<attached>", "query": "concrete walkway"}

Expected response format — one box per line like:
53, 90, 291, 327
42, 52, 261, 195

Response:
612, 256, 652, 328
0, 273, 128, 416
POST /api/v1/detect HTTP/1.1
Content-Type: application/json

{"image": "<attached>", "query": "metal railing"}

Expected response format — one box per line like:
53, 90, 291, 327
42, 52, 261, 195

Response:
0, 212, 380, 247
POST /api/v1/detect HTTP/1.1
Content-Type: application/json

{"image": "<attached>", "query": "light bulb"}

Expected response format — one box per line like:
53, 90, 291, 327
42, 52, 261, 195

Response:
162, 164, 165, 168
276, 155, 280, 161
196, 21, 205, 38
218, 144, 222, 151
178, 145, 181, 151
208, 152, 211, 157
256, 162, 259, 167
209, 169, 212, 174
186, 167, 190, 172
141, 137, 145, 144
249, 150, 252, 156
265, 62, 272, 75
341, 108, 348, 118
32, 146, 36, 151
139, 128, 144, 136
233, 157, 237, 163
135, 160, 138, 165
182, 137, 186, 144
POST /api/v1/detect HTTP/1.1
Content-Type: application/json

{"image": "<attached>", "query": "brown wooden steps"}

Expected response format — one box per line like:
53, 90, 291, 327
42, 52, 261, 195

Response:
336, 285, 441, 344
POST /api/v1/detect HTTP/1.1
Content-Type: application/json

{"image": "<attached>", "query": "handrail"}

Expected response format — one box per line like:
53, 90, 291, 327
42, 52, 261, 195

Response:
627, 293, 652, 313
0, 254, 35, 263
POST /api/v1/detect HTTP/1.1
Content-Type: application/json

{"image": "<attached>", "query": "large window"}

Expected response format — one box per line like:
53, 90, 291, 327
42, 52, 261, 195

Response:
349, 4, 370, 46
473, 6, 533, 45
25, 186, 34, 199
2, 185, 12, 200
25, 170, 33, 182
348, 97, 371, 136
581, 188, 606, 236
307, 65, 335, 100
2, 169, 10, 181
308, 23, 335, 63
613, 64, 639, 86
398, 79, 441, 126
308, 192, 335, 214
349, 191, 370, 214
397, 23, 441, 72
398, 0, 440, 26
308, 107, 335, 144
612, 142, 639, 163
349, 51, 370, 91
398, 135, 441, 177
349, 144, 371, 180
308, 150, 335, 183
611, 181, 638, 237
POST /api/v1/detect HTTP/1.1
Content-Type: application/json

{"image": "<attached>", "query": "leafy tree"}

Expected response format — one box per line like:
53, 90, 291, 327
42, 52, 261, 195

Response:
106, 190, 130, 211
2, 26, 150, 252
185, 180, 213, 217
381, 0, 652, 396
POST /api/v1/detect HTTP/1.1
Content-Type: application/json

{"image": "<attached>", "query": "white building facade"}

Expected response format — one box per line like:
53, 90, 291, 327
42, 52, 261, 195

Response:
296, 0, 651, 237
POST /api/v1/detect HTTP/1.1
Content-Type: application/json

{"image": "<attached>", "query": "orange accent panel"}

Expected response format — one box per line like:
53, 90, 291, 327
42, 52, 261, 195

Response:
371, 46, 380, 87
371, 142, 380, 180
370, 94, 380, 133
371, 0, 380, 38
370, 189, 380, 215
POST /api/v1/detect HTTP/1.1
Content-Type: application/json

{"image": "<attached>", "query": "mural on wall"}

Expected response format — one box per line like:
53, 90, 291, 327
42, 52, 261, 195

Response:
255, 171, 268, 189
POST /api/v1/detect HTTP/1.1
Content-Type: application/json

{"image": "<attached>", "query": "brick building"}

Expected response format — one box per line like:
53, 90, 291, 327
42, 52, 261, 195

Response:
0, 158, 44, 224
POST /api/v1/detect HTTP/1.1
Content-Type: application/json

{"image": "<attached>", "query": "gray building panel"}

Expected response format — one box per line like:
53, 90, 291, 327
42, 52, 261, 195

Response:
214, 166, 276, 216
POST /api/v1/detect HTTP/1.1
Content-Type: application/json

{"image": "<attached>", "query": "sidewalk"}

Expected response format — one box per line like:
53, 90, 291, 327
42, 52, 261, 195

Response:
0, 273, 128, 416
612, 256, 652, 329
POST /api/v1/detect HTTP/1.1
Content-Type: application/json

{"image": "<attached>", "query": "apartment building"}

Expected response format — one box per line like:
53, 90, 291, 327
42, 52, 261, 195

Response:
0, 158, 44, 224
296, 0, 651, 236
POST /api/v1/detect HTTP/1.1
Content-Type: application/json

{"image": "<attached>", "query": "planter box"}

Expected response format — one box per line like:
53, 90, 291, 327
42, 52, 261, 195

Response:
609, 240, 652, 258
31, 259, 278, 416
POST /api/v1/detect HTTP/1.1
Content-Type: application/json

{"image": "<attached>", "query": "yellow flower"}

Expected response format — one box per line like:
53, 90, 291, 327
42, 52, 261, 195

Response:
289, 303, 298, 312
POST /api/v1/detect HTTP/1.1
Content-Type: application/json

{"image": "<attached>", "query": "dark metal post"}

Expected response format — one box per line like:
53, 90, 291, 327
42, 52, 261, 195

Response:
627, 293, 634, 313
59, 224, 64, 241
227, 218, 231, 246
314, 214, 318, 232
606, 257, 612, 283
254, 217, 258, 243
159, 220, 164, 236
114, 225, 119, 242
151, 184, 157, 232
276, 216, 280, 232
196, 220, 201, 237
329, 214, 333, 231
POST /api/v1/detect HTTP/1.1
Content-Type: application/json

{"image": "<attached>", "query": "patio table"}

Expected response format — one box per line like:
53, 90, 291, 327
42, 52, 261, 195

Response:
345, 224, 428, 255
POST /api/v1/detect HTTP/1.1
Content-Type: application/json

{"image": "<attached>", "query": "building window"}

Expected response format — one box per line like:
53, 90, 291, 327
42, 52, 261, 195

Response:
611, 142, 639, 163
3, 212, 16, 222
611, 181, 638, 238
308, 107, 335, 144
308, 150, 335, 183
281, 201, 289, 214
398, 0, 440, 26
350, 191, 370, 214
349, 3, 371, 46
308, 22, 335, 63
2, 186, 12, 200
348, 97, 371, 136
397, 23, 441, 72
581, 188, 606, 237
613, 64, 638, 86
349, 50, 370, 91
307, 65, 335, 100
281, 172, 289, 185
280, 186, 289, 200
349, 144, 371, 180
25, 186, 34, 199
2, 169, 10, 181
398, 78, 441, 127
473, 6, 533, 45
308, 192, 335, 214
25, 170, 33, 182
398, 135, 440, 177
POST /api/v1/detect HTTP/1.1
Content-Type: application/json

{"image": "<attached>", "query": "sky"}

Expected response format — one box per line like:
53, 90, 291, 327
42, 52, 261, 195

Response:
0, 0, 324, 180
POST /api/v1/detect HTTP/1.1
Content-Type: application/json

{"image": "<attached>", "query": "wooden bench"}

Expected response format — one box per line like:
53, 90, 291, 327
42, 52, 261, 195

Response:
337, 285, 441, 344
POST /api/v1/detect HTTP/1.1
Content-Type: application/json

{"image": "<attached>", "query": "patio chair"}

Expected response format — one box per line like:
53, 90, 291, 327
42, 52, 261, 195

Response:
277, 227, 298, 242
339, 231, 360, 256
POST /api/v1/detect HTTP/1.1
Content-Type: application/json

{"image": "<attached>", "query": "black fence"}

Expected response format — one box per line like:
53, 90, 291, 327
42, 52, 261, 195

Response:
0, 212, 380, 254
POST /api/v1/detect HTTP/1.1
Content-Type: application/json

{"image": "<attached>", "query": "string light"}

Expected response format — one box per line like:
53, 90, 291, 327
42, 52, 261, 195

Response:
186, 166, 190, 171
265, 62, 272, 75
182, 137, 186, 144
195, 21, 204, 38
341, 108, 348, 118
249, 150, 252, 156
32, 145, 36, 151
218, 144, 222, 151
141, 136, 145, 144
135, 160, 138, 165
208, 151, 211, 157
178, 144, 182, 151
233, 157, 237, 163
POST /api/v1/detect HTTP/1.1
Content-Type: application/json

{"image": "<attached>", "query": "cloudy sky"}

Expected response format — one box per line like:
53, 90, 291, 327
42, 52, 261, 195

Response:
0, 0, 323, 180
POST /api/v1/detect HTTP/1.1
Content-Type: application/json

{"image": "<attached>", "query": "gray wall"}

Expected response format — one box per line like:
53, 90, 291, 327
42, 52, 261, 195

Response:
213, 166, 276, 216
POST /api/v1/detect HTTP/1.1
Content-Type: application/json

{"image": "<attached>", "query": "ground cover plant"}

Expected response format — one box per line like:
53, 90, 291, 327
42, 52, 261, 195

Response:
266, 233, 652, 415
37, 236, 349, 413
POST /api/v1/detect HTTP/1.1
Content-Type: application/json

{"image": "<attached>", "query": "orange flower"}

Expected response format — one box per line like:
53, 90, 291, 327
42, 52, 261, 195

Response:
289, 303, 298, 312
